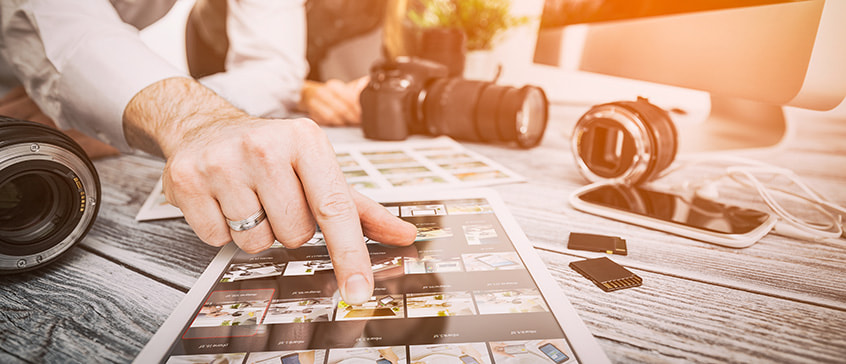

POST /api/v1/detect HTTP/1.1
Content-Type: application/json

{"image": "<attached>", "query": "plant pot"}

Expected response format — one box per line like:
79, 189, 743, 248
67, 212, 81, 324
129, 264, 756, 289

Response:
417, 27, 466, 77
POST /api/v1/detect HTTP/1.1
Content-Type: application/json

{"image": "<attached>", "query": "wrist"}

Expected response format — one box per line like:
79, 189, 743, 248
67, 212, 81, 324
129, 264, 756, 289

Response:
123, 77, 249, 158
298, 80, 321, 112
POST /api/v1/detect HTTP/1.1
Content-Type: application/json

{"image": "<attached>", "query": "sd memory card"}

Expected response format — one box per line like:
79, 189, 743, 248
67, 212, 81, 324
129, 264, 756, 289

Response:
568, 232, 627, 255
570, 257, 642, 292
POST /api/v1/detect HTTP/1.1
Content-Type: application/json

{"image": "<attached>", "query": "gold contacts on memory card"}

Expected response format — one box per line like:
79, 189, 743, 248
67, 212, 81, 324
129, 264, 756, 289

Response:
569, 257, 642, 292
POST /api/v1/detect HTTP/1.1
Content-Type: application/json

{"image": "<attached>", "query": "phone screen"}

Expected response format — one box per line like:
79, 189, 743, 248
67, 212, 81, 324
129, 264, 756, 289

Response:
575, 184, 771, 234
538, 343, 569, 363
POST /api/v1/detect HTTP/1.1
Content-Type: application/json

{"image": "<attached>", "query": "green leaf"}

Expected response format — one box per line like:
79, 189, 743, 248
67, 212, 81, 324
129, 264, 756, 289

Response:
407, 0, 532, 50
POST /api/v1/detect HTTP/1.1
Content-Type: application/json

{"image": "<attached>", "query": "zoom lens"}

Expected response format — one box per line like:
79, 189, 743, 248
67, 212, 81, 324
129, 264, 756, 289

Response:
0, 116, 100, 273
422, 78, 549, 148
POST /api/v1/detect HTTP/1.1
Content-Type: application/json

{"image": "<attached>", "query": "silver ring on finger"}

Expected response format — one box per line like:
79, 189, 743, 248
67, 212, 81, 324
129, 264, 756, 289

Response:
226, 208, 267, 232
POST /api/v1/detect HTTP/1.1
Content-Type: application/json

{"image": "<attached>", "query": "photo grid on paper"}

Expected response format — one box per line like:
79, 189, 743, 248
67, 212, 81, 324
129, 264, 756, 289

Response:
136, 137, 525, 221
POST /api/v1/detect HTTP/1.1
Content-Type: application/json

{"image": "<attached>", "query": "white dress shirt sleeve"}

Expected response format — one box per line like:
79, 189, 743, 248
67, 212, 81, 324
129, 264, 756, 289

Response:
198, 0, 308, 118
0, 0, 188, 151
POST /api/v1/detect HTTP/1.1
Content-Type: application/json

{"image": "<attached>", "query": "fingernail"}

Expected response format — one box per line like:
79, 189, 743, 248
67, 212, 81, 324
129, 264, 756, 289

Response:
342, 274, 371, 305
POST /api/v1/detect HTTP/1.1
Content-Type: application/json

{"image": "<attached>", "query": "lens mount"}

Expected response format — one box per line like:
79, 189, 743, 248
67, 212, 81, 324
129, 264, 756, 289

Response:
0, 119, 100, 273
571, 97, 677, 185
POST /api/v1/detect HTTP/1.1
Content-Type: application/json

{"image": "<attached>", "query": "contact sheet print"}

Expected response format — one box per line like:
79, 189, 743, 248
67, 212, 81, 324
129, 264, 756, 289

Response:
155, 195, 583, 364
335, 136, 525, 191
136, 137, 524, 222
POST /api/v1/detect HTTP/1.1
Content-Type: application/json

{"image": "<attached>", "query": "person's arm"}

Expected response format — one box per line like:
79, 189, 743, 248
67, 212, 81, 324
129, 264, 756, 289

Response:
198, 0, 308, 118
0, 0, 184, 151
124, 77, 416, 304
2, 1, 416, 304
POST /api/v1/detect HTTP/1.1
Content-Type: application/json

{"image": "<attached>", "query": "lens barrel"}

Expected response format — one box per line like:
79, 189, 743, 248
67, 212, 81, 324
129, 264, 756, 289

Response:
422, 78, 549, 148
0, 116, 100, 273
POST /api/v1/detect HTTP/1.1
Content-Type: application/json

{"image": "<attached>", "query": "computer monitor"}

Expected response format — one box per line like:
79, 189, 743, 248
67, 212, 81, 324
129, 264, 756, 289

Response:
527, 0, 846, 152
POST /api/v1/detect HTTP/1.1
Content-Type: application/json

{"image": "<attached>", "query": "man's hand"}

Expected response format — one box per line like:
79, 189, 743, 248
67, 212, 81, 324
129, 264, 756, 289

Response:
299, 77, 369, 126
123, 77, 416, 304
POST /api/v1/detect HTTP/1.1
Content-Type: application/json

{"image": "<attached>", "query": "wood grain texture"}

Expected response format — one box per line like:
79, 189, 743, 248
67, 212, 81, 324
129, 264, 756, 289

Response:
0, 248, 184, 363
84, 154, 220, 290
536, 250, 846, 364
1, 104, 843, 363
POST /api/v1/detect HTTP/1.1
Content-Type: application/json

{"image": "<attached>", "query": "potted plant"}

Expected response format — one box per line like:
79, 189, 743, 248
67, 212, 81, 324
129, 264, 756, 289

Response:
408, 0, 529, 80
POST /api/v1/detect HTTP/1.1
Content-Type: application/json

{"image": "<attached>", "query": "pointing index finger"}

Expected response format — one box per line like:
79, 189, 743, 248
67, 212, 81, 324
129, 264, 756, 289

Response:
291, 121, 373, 305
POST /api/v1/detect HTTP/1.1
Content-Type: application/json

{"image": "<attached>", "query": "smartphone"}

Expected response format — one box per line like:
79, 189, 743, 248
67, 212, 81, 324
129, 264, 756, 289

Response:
569, 183, 777, 248
538, 343, 569, 363
459, 355, 481, 364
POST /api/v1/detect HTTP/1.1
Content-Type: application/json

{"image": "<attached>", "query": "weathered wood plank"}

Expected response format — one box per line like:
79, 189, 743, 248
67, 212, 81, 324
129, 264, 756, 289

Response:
84, 154, 219, 290
0, 248, 184, 363
536, 250, 846, 364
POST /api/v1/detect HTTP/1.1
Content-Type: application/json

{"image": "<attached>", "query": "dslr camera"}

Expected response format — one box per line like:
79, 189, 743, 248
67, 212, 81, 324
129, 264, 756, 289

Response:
360, 57, 549, 148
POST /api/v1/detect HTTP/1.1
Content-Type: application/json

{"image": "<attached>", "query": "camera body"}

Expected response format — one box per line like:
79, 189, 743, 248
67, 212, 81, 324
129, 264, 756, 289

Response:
360, 57, 549, 149
360, 57, 448, 141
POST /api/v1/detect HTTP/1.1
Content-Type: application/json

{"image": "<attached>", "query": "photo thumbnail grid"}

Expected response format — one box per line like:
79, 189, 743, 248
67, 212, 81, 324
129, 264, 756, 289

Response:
166, 198, 575, 363
189, 288, 551, 327
165, 339, 575, 364
219, 199, 522, 283
334, 137, 524, 190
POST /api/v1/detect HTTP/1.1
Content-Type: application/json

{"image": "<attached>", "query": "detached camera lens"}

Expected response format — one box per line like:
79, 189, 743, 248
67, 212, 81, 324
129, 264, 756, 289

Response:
0, 117, 100, 273
0, 170, 75, 245
572, 97, 677, 185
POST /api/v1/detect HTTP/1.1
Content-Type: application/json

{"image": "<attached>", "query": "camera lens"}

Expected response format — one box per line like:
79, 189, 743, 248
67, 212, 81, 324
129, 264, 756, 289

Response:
571, 97, 677, 185
1, 169, 74, 245
514, 87, 549, 148
0, 117, 100, 273
422, 79, 549, 148
423, 78, 488, 141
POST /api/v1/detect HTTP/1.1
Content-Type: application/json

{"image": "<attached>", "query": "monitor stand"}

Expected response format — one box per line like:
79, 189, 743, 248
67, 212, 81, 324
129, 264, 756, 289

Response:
677, 95, 787, 153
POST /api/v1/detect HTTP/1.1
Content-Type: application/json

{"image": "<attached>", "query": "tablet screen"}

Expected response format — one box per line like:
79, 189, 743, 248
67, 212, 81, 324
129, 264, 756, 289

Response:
143, 192, 601, 364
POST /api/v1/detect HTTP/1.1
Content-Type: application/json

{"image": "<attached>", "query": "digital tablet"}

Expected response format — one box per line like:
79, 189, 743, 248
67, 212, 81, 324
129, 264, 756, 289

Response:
135, 189, 609, 364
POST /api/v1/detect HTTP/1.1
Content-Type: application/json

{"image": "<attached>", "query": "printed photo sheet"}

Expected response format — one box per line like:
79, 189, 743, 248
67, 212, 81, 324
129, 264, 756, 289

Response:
136, 137, 525, 221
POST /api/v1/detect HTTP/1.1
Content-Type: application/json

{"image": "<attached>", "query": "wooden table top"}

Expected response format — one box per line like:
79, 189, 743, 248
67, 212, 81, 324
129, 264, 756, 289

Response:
2, 104, 844, 363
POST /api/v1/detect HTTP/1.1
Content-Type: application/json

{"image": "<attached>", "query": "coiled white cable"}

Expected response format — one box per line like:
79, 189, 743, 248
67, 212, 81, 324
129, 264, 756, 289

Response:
657, 156, 845, 241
